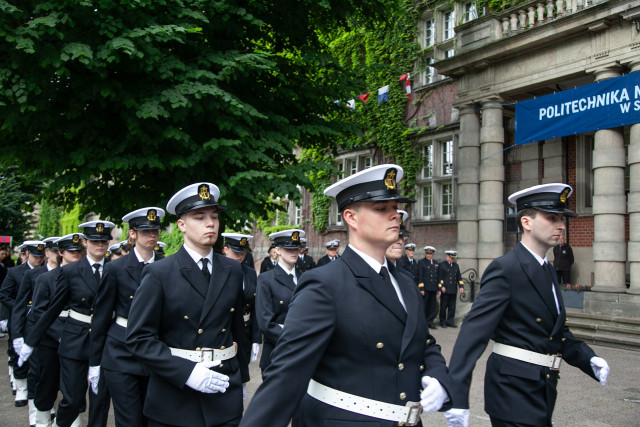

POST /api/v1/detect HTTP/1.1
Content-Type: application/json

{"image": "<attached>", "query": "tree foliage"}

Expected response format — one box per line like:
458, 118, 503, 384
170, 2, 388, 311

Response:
0, 163, 42, 243
0, 0, 390, 228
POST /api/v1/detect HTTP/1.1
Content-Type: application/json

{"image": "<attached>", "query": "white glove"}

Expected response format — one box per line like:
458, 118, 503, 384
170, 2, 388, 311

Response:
420, 375, 449, 413
445, 408, 470, 427
0, 319, 7, 332
251, 343, 260, 362
88, 366, 100, 394
242, 383, 247, 401
18, 344, 34, 367
590, 356, 609, 386
13, 337, 24, 354
185, 360, 229, 393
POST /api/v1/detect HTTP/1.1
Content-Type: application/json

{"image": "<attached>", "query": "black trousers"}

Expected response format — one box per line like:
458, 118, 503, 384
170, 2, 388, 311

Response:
34, 345, 59, 411
490, 416, 547, 427
439, 293, 456, 325
56, 355, 110, 427
103, 368, 149, 427
556, 269, 570, 285
424, 291, 438, 323
27, 345, 39, 399
148, 415, 240, 427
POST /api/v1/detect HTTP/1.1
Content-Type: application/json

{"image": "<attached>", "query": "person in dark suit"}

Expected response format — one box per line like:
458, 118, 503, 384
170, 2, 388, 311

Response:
12, 236, 59, 424
125, 182, 249, 427
295, 237, 316, 274
89, 207, 165, 427
553, 233, 574, 285
437, 250, 464, 328
397, 243, 419, 284
255, 228, 305, 377
29, 233, 85, 426
221, 233, 261, 387
417, 246, 439, 329
315, 239, 340, 267
240, 164, 452, 427
0, 240, 46, 408
259, 243, 278, 274
444, 183, 610, 426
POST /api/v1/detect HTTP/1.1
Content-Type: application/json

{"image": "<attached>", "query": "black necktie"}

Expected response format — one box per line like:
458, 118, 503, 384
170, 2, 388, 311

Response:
201, 258, 211, 282
93, 263, 101, 285
289, 273, 295, 286
379, 266, 406, 318
543, 262, 560, 312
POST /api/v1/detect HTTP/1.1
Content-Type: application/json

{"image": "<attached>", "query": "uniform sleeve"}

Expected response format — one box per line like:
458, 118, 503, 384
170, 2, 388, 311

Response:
0, 270, 18, 310
89, 263, 118, 366
25, 268, 70, 348
255, 275, 282, 344
29, 272, 55, 325
125, 266, 195, 389
560, 325, 597, 380
231, 270, 250, 383
11, 271, 32, 338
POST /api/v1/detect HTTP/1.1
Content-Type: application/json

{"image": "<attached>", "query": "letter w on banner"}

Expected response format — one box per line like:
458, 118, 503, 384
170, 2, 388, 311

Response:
515, 71, 640, 145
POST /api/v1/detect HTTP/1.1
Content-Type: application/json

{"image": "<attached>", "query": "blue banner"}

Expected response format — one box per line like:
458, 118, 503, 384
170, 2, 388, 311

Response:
515, 71, 640, 145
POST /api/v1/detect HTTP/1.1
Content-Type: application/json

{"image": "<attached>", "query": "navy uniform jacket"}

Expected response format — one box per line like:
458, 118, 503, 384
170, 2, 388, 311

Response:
438, 260, 463, 294
295, 254, 316, 273
125, 246, 249, 426
316, 253, 339, 267
255, 264, 301, 371
240, 263, 261, 352
396, 256, 419, 284
11, 265, 48, 339
240, 247, 453, 427
0, 263, 31, 332
259, 257, 277, 274
418, 258, 440, 292
26, 257, 100, 361
447, 243, 597, 425
28, 267, 66, 348
89, 252, 148, 375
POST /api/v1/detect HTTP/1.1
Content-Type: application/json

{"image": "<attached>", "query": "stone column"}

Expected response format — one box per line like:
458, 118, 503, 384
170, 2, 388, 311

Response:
456, 104, 480, 277
591, 66, 627, 293
543, 138, 564, 183
627, 61, 640, 294
478, 97, 505, 275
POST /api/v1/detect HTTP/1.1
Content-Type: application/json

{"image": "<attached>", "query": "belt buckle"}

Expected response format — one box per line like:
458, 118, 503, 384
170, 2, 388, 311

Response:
550, 354, 562, 371
200, 348, 214, 362
400, 401, 422, 426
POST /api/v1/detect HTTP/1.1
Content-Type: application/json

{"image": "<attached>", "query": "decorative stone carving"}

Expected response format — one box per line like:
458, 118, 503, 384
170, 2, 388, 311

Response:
537, 3, 545, 24
527, 7, 536, 28
546, 0, 555, 19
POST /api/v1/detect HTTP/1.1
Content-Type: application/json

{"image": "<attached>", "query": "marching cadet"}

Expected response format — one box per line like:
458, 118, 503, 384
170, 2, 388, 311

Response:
437, 250, 464, 328
0, 240, 46, 408
295, 237, 316, 273
12, 237, 59, 425
125, 183, 249, 426
154, 241, 167, 260
259, 243, 278, 274
119, 240, 132, 257
221, 233, 261, 393
315, 239, 340, 267
255, 229, 305, 377
397, 243, 419, 284
89, 207, 164, 426
19, 221, 114, 427
445, 183, 610, 426
418, 246, 439, 329
29, 233, 85, 427
240, 164, 453, 427
106, 243, 123, 262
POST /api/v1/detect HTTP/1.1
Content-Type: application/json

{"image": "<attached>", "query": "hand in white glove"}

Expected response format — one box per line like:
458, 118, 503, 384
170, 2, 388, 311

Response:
590, 356, 609, 386
445, 408, 470, 427
88, 366, 100, 394
251, 343, 260, 362
242, 383, 247, 401
13, 337, 24, 354
0, 319, 7, 332
18, 344, 34, 367
185, 360, 229, 394
420, 376, 449, 413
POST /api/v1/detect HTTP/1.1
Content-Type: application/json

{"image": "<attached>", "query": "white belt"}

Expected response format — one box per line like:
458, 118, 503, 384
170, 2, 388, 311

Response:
59, 310, 69, 318
493, 342, 562, 371
307, 379, 422, 426
115, 316, 128, 328
170, 342, 237, 363
68, 309, 92, 324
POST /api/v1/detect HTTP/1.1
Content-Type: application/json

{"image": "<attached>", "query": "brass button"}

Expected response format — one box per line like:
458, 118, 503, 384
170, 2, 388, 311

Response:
376, 342, 384, 349
549, 337, 553, 341
221, 328, 226, 333
246, 303, 250, 307
426, 339, 431, 345
561, 337, 566, 342
230, 308, 235, 312
88, 328, 91, 332
546, 374, 550, 379
536, 318, 542, 323
279, 301, 284, 305
220, 363, 224, 368
398, 363, 404, 371
253, 292, 256, 296
196, 347, 201, 351
558, 374, 561, 379
198, 328, 204, 334
81, 298, 86, 302
399, 392, 406, 400
129, 295, 134, 300
184, 315, 189, 320
28, 301, 31, 305
221, 346, 226, 350
419, 365, 425, 372
90, 307, 94, 312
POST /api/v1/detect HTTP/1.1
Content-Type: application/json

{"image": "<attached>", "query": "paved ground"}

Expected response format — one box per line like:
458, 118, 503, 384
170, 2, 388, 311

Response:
2, 325, 639, 426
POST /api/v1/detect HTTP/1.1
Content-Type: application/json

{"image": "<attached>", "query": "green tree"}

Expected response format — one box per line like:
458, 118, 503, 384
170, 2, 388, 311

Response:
0, 163, 41, 243
0, 0, 389, 227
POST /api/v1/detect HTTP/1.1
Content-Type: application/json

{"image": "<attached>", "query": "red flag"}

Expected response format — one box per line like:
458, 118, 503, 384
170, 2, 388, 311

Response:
399, 74, 408, 81
405, 74, 412, 101
358, 93, 370, 103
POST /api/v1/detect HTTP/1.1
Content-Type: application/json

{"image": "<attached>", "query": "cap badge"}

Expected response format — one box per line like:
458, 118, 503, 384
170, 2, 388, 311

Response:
96, 223, 104, 233
291, 231, 299, 242
240, 237, 248, 246
154, 244, 160, 251
147, 209, 157, 222
198, 184, 211, 200
72, 234, 79, 243
37, 244, 44, 251
560, 187, 570, 204
384, 169, 397, 190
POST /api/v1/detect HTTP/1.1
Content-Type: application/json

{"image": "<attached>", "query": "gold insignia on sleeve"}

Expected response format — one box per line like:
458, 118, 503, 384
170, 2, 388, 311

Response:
291, 231, 299, 242
147, 209, 157, 222
198, 184, 211, 200
559, 188, 570, 204
96, 223, 104, 233
384, 169, 397, 190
